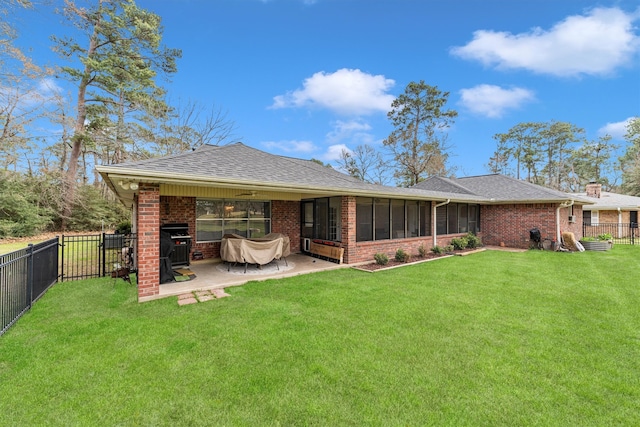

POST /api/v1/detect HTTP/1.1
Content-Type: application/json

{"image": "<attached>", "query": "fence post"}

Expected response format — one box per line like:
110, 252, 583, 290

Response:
102, 232, 106, 277
27, 243, 34, 309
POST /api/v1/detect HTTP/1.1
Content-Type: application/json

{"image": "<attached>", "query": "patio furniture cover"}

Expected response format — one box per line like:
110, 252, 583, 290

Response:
220, 233, 290, 266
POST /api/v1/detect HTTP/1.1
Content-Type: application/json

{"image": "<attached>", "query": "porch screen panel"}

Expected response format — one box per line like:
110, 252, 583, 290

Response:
315, 198, 329, 240
392, 199, 405, 239
374, 199, 390, 240
436, 205, 447, 235
407, 201, 419, 238
301, 201, 314, 239
329, 197, 342, 241
420, 202, 431, 236
458, 203, 468, 233
468, 204, 478, 234
447, 203, 458, 234
356, 198, 373, 242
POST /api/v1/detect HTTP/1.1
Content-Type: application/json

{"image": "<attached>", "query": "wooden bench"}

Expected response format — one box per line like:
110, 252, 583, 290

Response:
309, 241, 344, 264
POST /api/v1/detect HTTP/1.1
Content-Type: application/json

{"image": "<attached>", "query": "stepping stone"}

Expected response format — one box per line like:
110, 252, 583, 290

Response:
178, 297, 198, 306
195, 291, 215, 302
212, 289, 231, 298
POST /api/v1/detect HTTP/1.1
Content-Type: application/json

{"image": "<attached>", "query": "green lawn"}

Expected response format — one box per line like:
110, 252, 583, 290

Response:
1, 247, 639, 425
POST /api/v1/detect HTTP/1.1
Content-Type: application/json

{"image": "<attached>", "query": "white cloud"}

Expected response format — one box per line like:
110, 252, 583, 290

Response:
451, 7, 640, 77
459, 84, 535, 118
598, 117, 636, 139
37, 78, 63, 96
322, 144, 350, 161
271, 68, 396, 115
262, 139, 317, 153
325, 119, 374, 144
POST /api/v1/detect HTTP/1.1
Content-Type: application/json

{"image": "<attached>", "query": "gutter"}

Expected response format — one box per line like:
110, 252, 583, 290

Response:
557, 199, 574, 242
433, 199, 450, 247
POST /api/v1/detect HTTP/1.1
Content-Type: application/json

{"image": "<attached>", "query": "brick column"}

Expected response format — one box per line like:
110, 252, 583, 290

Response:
136, 183, 160, 300
341, 196, 357, 264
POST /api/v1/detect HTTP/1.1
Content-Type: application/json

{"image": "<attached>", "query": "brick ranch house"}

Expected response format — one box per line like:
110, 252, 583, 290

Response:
573, 182, 640, 233
96, 143, 589, 302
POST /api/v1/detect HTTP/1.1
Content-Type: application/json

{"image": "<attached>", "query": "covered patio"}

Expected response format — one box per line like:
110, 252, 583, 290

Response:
156, 253, 351, 300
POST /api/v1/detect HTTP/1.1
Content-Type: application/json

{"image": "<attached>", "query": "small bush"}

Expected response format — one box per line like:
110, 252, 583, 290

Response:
444, 244, 454, 253
451, 236, 469, 250
374, 253, 389, 265
431, 245, 444, 255
395, 248, 410, 262
418, 244, 427, 257
597, 233, 613, 241
465, 233, 482, 249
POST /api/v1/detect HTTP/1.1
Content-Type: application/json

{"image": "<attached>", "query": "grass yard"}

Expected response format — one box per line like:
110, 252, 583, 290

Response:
1, 247, 639, 425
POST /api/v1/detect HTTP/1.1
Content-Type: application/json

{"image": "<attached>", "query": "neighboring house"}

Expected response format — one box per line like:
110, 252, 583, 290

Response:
573, 182, 640, 235
97, 143, 589, 301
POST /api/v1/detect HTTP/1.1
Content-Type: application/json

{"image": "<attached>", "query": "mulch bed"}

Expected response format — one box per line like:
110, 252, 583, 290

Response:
354, 248, 483, 272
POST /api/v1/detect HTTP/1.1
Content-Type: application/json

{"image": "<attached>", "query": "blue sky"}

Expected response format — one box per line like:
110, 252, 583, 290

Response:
14, 0, 640, 178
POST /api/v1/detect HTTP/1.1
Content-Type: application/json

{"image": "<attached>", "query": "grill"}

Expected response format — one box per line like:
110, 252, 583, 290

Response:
160, 223, 192, 267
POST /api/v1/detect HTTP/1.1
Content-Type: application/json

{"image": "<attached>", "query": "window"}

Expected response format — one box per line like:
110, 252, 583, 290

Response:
196, 199, 270, 242
407, 201, 419, 238
591, 211, 599, 225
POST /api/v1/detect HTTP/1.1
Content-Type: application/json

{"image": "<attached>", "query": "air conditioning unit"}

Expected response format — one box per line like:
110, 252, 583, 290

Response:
568, 215, 576, 223
302, 238, 311, 252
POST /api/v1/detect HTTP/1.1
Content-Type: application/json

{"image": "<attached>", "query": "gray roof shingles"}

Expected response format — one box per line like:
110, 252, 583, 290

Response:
99, 143, 580, 203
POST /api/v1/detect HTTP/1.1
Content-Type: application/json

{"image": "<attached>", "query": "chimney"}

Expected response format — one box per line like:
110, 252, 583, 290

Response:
586, 182, 601, 198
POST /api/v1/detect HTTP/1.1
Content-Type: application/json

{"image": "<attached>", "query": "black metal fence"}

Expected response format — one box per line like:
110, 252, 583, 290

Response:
59, 233, 137, 281
1, 238, 59, 336
582, 223, 638, 245
1, 233, 137, 336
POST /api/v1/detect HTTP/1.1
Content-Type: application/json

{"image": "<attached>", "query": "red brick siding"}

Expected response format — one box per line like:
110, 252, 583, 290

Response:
156, 197, 302, 259
341, 196, 357, 264
480, 203, 581, 249
272, 200, 301, 253
136, 184, 160, 299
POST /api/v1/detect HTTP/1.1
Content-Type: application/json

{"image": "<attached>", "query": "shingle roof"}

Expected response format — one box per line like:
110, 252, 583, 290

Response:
413, 174, 588, 203
573, 191, 640, 210
97, 143, 581, 204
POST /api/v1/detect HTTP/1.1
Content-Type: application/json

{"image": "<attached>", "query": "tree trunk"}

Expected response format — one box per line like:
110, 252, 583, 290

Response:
61, 17, 100, 230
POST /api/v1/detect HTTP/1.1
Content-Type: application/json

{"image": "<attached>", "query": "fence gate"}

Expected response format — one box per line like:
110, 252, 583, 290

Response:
60, 233, 137, 281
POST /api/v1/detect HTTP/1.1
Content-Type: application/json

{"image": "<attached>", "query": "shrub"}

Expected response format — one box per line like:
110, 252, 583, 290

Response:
418, 244, 427, 257
395, 248, 410, 262
597, 233, 613, 241
431, 245, 444, 255
465, 233, 482, 249
451, 236, 469, 250
444, 244, 454, 253
374, 253, 389, 265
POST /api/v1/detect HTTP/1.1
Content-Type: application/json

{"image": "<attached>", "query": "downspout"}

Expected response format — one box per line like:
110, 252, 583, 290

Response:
557, 199, 574, 243
433, 199, 450, 247
618, 207, 622, 238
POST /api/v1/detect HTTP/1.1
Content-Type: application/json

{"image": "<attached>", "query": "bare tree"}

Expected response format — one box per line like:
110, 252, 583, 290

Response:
336, 144, 390, 185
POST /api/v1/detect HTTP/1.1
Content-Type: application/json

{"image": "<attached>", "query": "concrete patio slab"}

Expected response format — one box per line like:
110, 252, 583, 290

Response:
157, 253, 351, 300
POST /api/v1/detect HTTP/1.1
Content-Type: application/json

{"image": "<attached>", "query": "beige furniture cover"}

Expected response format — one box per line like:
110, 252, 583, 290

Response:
220, 233, 290, 266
